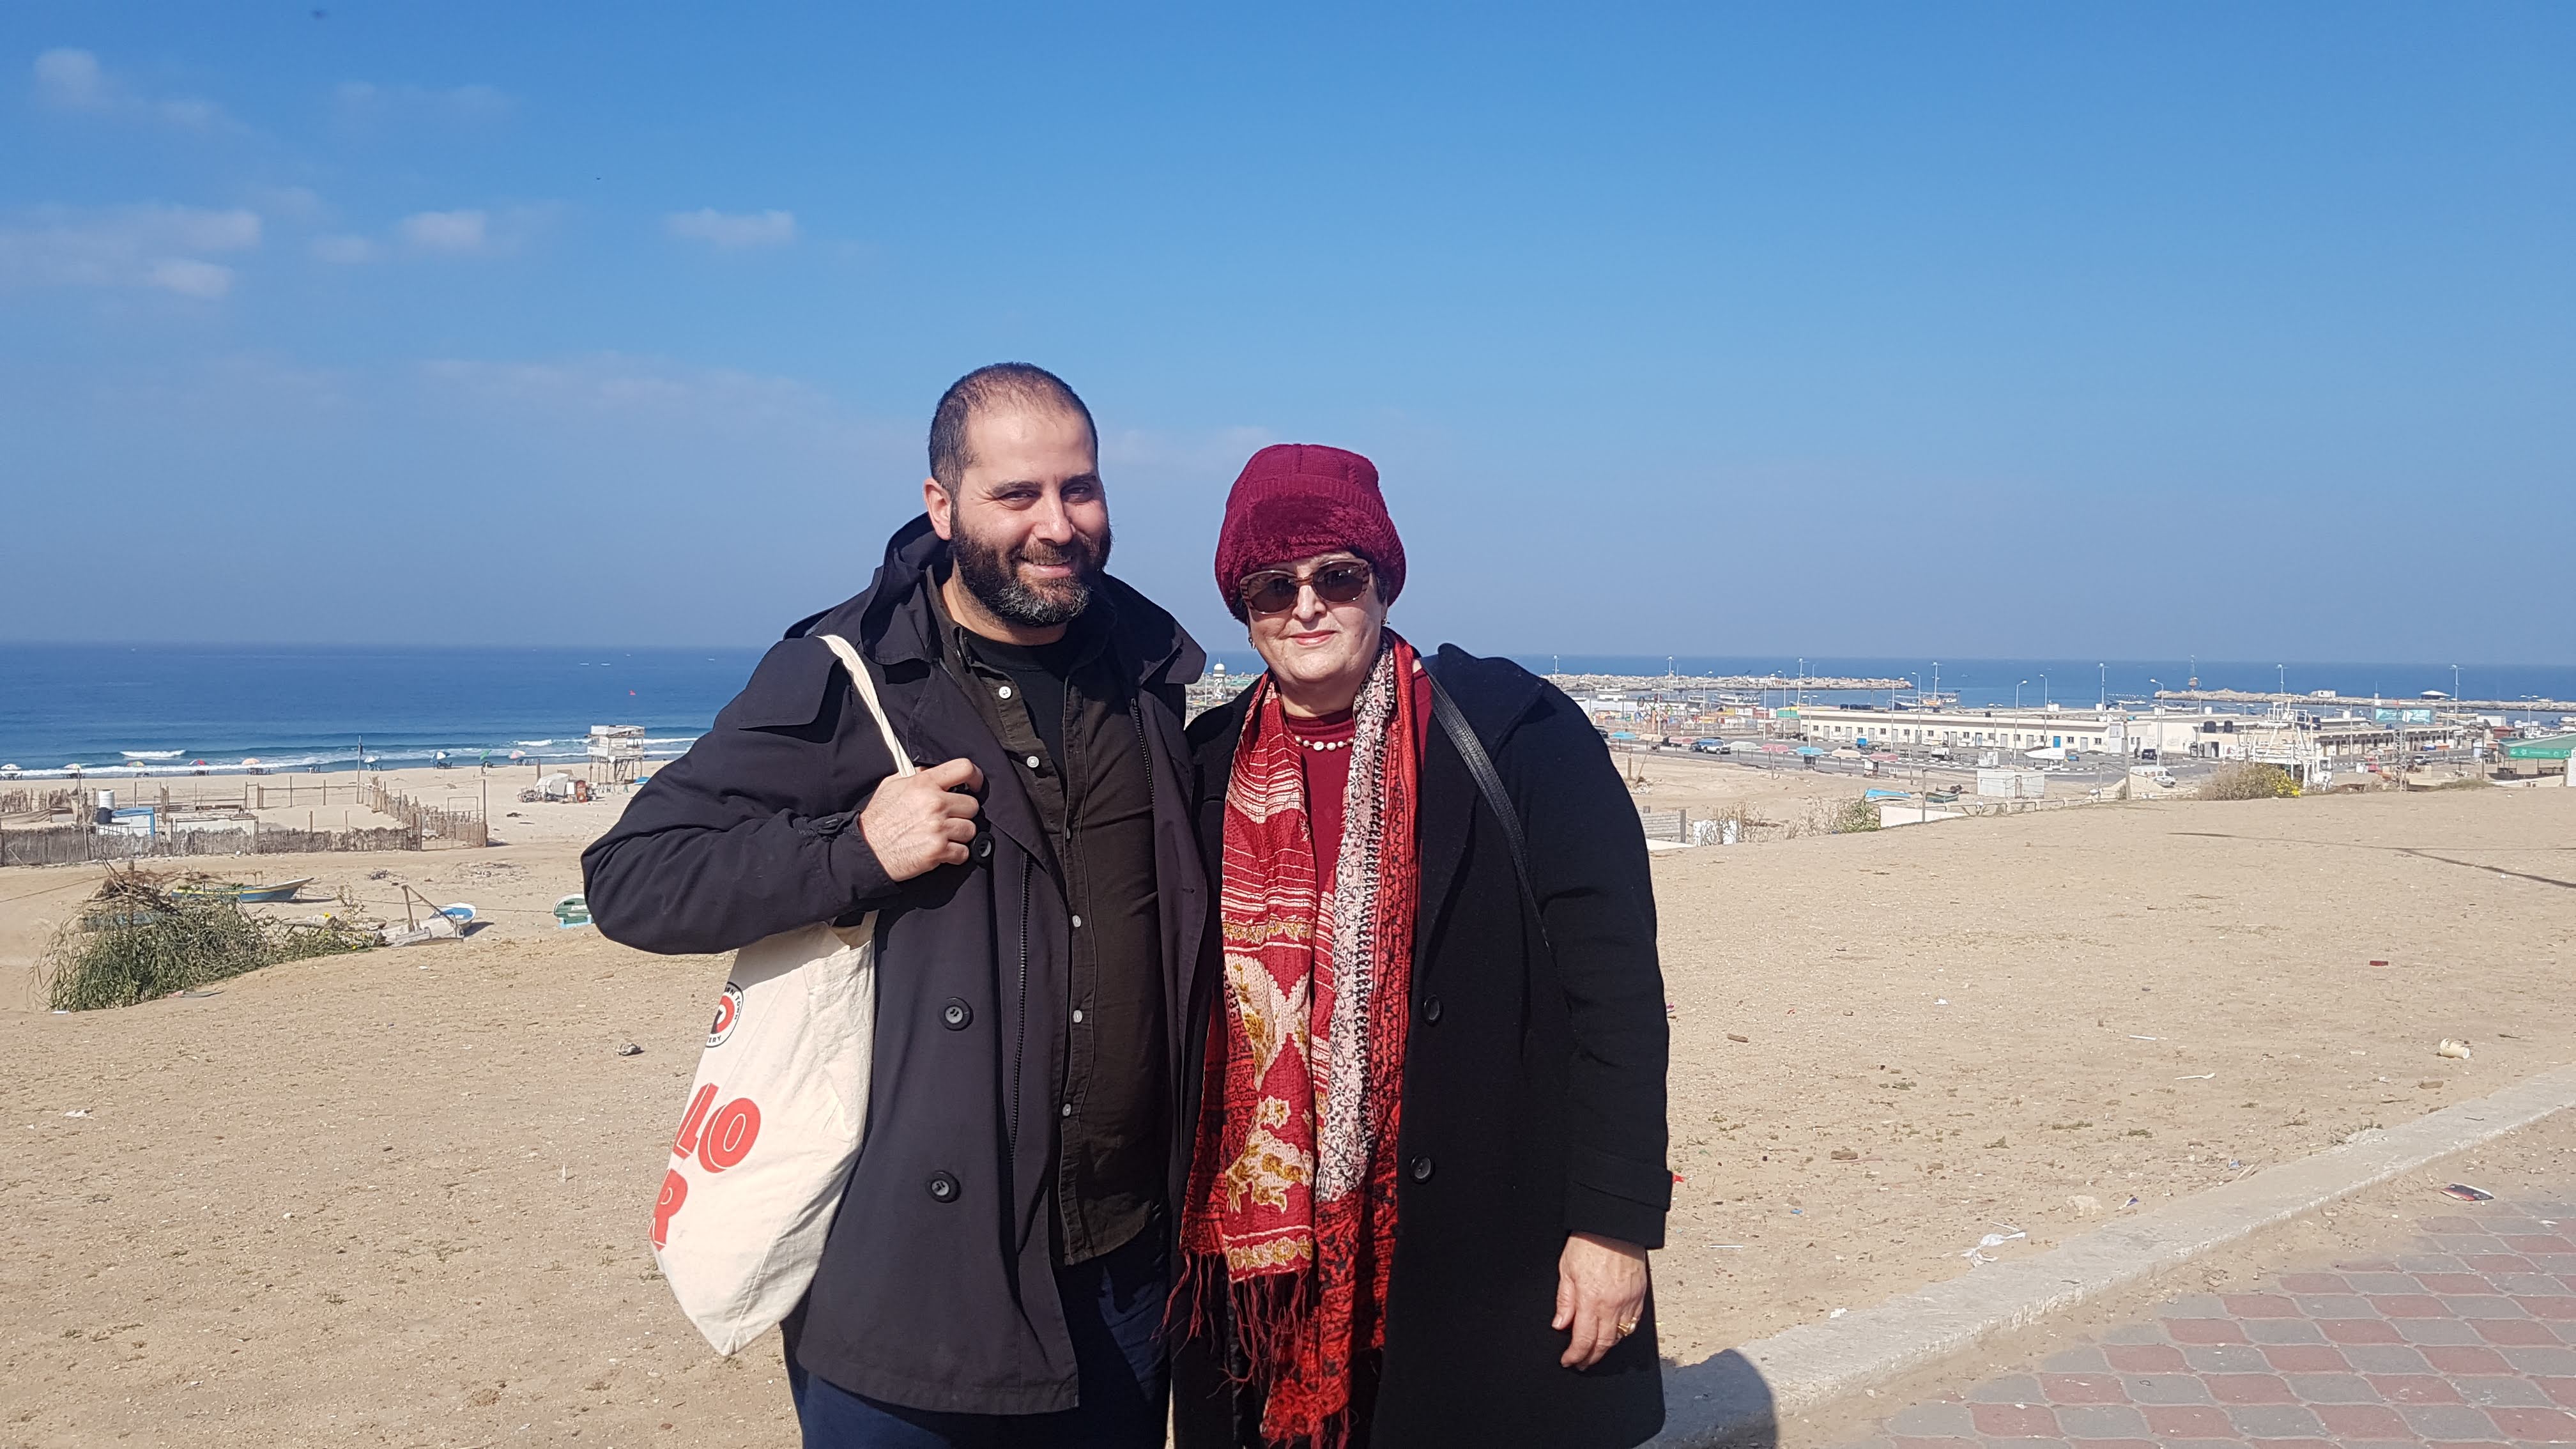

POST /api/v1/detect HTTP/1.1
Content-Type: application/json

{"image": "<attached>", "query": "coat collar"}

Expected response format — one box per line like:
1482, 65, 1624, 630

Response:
1411, 646, 1547, 965
1197, 646, 1549, 971
782, 515, 1207, 878
789, 513, 1204, 691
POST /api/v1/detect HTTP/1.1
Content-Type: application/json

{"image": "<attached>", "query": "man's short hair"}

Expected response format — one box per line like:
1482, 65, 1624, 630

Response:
928, 363, 1098, 492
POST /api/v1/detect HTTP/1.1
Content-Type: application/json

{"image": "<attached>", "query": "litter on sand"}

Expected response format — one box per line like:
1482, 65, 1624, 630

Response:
2437, 1038, 2474, 1060
2176, 1072, 2215, 1080
1827, 1308, 1847, 1319
2128, 1034, 2162, 1041
2442, 1183, 2497, 1202
63, 1109, 91, 1118
1963, 1227, 2028, 1264
616, 1043, 644, 1057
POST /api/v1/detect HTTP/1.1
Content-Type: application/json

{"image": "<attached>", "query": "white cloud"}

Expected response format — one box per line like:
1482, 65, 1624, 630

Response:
0, 203, 261, 298
665, 208, 797, 249
399, 209, 490, 253
31, 47, 233, 131
33, 47, 105, 108
146, 258, 234, 298
333, 79, 514, 123
310, 234, 379, 264
317, 203, 551, 261
251, 185, 330, 224
1100, 424, 1278, 474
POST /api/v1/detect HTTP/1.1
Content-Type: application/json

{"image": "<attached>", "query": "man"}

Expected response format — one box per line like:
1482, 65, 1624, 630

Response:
583, 363, 1207, 1447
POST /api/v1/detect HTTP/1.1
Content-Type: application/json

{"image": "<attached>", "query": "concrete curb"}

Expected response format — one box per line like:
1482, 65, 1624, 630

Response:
1651, 1062, 2576, 1448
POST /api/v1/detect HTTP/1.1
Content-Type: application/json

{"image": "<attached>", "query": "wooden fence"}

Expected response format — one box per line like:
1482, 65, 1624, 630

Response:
0, 821, 422, 867
1, 772, 488, 863
365, 779, 489, 848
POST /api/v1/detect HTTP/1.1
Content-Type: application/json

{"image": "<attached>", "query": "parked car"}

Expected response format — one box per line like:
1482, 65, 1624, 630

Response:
1691, 738, 1729, 755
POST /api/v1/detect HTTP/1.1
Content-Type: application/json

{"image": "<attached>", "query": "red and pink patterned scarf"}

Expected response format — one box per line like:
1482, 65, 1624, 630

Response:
1182, 634, 1423, 1447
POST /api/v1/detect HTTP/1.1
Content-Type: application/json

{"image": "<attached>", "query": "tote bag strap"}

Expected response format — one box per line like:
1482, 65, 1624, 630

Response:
815, 634, 915, 781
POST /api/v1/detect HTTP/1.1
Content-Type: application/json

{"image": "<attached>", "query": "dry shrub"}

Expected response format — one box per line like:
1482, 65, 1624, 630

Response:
2200, 762, 2301, 800
1829, 797, 1883, 833
41, 865, 375, 1011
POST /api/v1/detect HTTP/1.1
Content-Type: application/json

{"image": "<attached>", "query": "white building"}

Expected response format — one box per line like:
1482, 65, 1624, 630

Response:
1790, 704, 2137, 756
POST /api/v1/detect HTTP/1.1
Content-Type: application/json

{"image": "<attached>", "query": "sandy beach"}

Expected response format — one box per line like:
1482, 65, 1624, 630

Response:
3, 769, 2571, 1445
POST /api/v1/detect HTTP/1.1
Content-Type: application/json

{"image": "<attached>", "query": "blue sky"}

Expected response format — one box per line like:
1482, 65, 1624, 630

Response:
4, 4, 2570, 663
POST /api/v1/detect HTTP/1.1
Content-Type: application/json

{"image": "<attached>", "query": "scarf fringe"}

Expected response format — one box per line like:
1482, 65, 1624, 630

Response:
1174, 1250, 1367, 1449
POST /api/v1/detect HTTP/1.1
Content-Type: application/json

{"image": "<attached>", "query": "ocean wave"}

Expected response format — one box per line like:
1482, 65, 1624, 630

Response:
3, 727, 714, 779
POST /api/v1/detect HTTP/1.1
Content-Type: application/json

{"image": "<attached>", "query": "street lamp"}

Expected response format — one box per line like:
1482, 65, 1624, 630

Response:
2099, 662, 2106, 709
2016, 679, 2028, 708
2276, 663, 2286, 694
2452, 664, 2461, 700
2041, 673, 2050, 707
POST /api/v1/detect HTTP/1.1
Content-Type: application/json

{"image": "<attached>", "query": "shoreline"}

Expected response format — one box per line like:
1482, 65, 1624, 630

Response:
0, 742, 698, 783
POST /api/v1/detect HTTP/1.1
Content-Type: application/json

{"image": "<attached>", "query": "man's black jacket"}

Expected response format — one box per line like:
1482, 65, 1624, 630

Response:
581, 515, 1208, 1413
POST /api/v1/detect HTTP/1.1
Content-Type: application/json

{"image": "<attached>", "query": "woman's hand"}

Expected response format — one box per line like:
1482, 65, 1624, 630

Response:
1552, 1232, 1649, 1368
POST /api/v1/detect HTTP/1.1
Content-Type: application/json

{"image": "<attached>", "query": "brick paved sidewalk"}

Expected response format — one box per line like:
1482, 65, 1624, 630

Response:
1835, 1193, 2576, 1449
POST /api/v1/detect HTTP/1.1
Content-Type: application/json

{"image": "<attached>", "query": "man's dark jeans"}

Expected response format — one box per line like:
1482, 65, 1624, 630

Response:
788, 1229, 1169, 1448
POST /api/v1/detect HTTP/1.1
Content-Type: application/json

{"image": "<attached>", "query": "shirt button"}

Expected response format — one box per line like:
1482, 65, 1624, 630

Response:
1422, 996, 1443, 1023
1071, 1009, 1084, 1023
1060, 1103, 1073, 1117
942, 998, 972, 1031
1025, 755, 1042, 770
1070, 914, 1082, 928
997, 685, 1013, 700
1409, 1156, 1434, 1182
927, 1172, 960, 1202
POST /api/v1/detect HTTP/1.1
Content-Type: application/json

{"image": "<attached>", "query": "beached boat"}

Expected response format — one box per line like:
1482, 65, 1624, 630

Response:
170, 877, 316, 904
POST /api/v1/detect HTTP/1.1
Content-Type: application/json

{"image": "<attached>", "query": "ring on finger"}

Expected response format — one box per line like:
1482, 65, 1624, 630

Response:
1616, 1315, 1641, 1338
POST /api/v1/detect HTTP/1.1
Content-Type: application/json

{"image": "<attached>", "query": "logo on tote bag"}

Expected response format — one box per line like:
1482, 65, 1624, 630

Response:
707, 983, 743, 1047
656, 1080, 765, 1248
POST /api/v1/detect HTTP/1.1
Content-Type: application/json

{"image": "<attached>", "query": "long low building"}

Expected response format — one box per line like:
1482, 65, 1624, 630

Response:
1786, 703, 2467, 765
1788, 703, 2145, 756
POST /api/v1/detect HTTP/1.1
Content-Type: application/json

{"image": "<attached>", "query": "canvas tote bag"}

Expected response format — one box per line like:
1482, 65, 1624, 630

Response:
650, 632, 910, 1354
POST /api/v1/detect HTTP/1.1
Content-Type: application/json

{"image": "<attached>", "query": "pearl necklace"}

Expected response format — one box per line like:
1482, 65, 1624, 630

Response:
1296, 735, 1350, 752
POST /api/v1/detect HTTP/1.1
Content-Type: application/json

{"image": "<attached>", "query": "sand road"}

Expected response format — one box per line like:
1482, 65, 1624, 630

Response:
3, 779, 2570, 1446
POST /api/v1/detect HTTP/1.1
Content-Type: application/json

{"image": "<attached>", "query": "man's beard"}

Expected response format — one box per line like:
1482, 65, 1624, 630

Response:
950, 520, 1112, 629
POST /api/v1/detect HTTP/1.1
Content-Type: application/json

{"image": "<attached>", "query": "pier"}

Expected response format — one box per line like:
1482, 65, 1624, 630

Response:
2155, 688, 2576, 713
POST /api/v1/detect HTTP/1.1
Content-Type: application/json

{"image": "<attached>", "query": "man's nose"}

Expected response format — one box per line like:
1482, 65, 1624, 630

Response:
1029, 492, 1076, 542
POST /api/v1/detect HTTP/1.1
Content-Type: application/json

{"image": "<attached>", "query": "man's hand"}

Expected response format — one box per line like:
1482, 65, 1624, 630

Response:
1552, 1232, 1650, 1369
858, 758, 985, 880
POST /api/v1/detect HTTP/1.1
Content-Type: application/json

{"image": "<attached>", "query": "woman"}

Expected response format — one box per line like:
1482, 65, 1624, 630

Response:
1174, 444, 1669, 1449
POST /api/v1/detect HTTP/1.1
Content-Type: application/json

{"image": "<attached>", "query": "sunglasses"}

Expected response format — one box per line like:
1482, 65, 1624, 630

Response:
1239, 560, 1374, 615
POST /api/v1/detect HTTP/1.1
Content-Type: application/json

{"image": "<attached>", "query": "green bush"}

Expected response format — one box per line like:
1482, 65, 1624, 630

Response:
2200, 763, 2301, 800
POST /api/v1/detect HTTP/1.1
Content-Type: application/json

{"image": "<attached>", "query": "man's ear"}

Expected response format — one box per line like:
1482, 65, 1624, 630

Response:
924, 477, 955, 540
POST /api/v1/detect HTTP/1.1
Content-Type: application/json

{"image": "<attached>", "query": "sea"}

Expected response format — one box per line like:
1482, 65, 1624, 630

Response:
3, 643, 2572, 779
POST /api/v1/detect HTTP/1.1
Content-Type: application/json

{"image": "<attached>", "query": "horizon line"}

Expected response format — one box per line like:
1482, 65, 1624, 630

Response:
1, 639, 2568, 672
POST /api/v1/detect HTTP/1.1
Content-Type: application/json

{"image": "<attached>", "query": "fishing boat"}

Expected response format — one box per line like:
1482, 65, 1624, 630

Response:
170, 877, 316, 904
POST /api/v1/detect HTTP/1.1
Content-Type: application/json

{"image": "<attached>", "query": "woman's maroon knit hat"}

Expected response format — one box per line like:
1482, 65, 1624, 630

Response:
1213, 443, 1406, 620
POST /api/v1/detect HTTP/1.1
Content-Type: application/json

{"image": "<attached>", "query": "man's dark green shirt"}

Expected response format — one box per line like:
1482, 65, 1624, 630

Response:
929, 573, 1165, 1266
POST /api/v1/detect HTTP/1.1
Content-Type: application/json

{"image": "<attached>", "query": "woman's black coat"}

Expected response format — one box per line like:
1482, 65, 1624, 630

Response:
1174, 645, 1671, 1449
